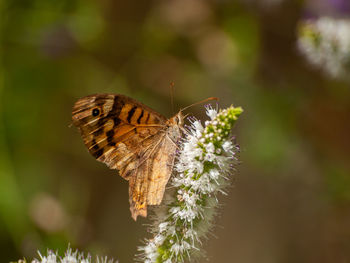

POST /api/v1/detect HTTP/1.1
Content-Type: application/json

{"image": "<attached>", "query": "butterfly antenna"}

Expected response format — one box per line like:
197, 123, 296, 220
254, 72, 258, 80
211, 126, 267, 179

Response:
170, 81, 175, 114
181, 97, 219, 112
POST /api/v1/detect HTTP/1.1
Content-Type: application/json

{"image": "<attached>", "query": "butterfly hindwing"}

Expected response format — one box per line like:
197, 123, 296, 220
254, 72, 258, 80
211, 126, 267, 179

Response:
72, 94, 182, 220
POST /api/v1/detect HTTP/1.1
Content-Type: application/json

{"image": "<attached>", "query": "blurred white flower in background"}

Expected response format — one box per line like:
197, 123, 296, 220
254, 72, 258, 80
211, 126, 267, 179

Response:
298, 17, 350, 80
195, 28, 238, 75
29, 193, 67, 233
15, 248, 117, 263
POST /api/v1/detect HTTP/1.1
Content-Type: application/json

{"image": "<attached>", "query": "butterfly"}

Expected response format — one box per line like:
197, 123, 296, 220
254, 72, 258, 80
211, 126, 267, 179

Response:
72, 94, 184, 220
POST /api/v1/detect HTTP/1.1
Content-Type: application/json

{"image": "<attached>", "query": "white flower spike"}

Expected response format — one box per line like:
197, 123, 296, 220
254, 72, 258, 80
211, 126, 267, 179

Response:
138, 105, 243, 263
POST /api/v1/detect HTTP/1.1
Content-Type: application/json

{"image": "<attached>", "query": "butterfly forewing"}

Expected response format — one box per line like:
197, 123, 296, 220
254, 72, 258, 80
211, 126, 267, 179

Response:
73, 94, 165, 158
72, 94, 182, 220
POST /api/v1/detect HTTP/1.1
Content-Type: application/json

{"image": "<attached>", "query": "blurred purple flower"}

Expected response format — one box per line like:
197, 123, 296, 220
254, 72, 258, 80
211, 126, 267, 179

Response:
40, 25, 77, 59
304, 0, 350, 17
329, 0, 350, 13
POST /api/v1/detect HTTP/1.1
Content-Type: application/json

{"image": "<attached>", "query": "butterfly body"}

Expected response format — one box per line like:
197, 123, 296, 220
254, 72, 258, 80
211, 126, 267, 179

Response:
72, 94, 183, 220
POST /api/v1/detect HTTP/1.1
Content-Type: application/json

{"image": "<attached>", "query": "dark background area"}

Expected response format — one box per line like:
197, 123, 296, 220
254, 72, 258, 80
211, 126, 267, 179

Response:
1, 0, 350, 262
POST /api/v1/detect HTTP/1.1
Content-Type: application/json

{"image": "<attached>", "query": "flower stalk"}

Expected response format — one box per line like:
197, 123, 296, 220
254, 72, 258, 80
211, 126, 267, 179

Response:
139, 105, 243, 263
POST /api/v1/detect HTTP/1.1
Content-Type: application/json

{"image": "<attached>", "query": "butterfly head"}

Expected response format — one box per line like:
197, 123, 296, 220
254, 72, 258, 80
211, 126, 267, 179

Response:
169, 111, 185, 127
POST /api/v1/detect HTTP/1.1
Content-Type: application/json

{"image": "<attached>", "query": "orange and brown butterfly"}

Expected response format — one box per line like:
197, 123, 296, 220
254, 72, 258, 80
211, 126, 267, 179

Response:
72, 94, 185, 220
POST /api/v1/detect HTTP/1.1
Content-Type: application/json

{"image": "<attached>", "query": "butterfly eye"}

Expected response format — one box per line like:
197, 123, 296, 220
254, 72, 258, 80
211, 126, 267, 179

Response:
92, 108, 100, 117
174, 116, 182, 124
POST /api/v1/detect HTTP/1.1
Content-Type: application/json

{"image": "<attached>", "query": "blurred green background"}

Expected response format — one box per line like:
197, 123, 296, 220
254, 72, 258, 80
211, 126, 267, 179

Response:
1, 0, 350, 262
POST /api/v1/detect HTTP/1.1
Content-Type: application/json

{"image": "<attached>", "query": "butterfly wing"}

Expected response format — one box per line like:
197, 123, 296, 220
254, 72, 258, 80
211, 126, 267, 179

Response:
129, 131, 179, 220
72, 94, 178, 220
